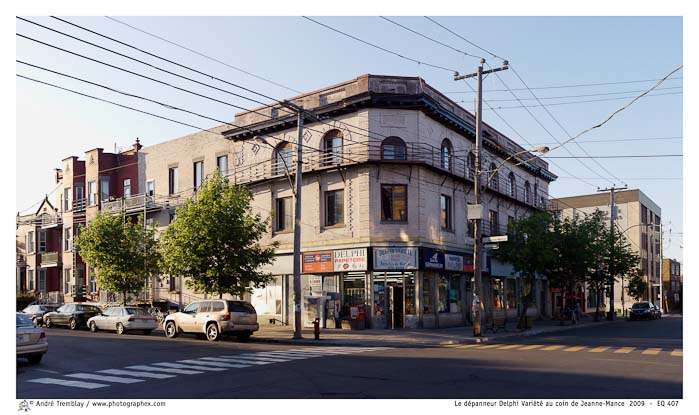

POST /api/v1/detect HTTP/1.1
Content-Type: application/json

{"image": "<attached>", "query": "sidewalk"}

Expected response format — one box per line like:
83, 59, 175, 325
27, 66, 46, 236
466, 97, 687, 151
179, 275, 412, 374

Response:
250, 317, 627, 348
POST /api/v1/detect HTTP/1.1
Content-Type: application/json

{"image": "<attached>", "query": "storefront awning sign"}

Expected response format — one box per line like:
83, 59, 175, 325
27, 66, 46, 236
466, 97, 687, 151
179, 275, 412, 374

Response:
422, 249, 444, 270
373, 248, 418, 270
463, 255, 474, 273
302, 251, 333, 273
445, 254, 464, 271
333, 248, 368, 272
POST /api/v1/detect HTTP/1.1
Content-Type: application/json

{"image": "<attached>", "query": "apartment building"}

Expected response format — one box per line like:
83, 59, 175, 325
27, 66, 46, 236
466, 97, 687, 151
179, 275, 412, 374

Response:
17, 74, 557, 329
662, 258, 682, 312
550, 189, 662, 314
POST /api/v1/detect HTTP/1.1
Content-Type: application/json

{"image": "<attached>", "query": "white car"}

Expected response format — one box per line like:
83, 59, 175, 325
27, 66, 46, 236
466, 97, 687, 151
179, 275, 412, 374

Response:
164, 300, 259, 341
16, 313, 48, 364
87, 306, 159, 335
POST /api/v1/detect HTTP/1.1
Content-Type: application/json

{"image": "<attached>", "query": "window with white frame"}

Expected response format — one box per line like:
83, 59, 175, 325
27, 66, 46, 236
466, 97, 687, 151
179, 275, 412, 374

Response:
38, 269, 46, 292
168, 167, 179, 195
325, 189, 344, 226
38, 231, 46, 253
100, 176, 110, 202
27, 231, 35, 253
64, 268, 71, 294
193, 161, 204, 190
217, 155, 228, 176
64, 187, 71, 211
146, 180, 155, 197
88, 181, 96, 205
28, 269, 34, 291
64, 228, 71, 251
440, 139, 453, 171
123, 178, 131, 198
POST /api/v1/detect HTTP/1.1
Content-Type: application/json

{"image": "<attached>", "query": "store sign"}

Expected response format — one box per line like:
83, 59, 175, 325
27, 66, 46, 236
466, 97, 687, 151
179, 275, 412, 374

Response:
373, 248, 418, 270
463, 255, 474, 273
422, 249, 444, 270
445, 254, 464, 271
308, 276, 322, 288
302, 251, 333, 273
333, 248, 368, 272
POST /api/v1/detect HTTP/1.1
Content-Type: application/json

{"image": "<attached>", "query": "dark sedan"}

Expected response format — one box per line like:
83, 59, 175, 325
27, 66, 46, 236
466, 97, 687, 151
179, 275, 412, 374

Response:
21, 304, 60, 326
44, 304, 102, 330
629, 301, 659, 320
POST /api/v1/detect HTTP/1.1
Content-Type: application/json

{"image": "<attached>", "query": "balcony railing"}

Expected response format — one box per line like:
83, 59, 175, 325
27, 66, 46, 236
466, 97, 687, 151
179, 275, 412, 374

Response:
101, 194, 160, 214
232, 141, 547, 208
73, 199, 86, 212
40, 251, 59, 267
41, 215, 61, 228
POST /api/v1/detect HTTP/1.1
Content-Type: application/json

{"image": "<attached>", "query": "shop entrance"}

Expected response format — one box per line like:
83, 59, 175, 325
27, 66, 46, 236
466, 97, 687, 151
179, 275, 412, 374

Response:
388, 285, 404, 329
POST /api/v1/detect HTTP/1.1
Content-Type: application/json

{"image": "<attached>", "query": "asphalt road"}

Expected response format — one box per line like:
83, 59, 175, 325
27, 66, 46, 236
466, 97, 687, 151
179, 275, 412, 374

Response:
17, 316, 682, 399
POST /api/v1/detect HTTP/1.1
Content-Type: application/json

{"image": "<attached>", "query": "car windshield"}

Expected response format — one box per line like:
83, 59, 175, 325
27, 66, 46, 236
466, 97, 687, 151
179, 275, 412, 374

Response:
79, 305, 102, 312
632, 303, 650, 309
16, 313, 34, 327
227, 301, 256, 314
125, 308, 150, 316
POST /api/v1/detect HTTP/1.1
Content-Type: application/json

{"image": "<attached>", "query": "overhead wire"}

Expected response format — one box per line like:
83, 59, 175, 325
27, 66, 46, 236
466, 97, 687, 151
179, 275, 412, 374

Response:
443, 76, 683, 93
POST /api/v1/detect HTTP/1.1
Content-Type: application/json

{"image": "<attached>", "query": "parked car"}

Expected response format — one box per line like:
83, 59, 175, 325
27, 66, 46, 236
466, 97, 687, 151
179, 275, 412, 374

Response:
87, 306, 159, 335
44, 303, 102, 330
16, 312, 48, 364
21, 304, 60, 326
163, 300, 259, 341
650, 302, 663, 319
629, 301, 659, 320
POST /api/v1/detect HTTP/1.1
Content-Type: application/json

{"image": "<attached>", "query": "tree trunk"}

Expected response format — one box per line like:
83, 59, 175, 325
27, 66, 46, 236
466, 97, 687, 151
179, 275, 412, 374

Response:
594, 284, 601, 322
122, 290, 127, 306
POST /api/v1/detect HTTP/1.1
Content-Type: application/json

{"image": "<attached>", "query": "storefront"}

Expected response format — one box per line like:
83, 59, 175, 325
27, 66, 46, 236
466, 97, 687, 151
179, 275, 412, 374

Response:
419, 249, 470, 329
371, 247, 418, 329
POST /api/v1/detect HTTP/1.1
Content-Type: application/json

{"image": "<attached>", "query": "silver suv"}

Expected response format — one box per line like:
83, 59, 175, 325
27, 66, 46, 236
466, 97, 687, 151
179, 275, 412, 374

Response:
163, 300, 259, 341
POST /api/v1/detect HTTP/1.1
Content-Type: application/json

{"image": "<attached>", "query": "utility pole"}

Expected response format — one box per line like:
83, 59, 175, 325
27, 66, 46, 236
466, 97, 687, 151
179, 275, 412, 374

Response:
598, 185, 626, 320
455, 58, 508, 336
292, 106, 305, 339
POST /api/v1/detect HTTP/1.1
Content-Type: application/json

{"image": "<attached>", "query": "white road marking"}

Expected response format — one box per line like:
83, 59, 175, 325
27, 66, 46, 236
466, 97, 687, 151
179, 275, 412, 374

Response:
27, 377, 109, 389
65, 373, 144, 384
178, 359, 250, 369
126, 365, 204, 375
98, 369, 176, 379
588, 347, 611, 353
563, 346, 586, 352
614, 347, 635, 354
246, 353, 308, 360
540, 345, 565, 351
518, 345, 544, 350
642, 348, 662, 355
671, 350, 683, 357
152, 362, 227, 371
203, 357, 272, 365
233, 355, 290, 363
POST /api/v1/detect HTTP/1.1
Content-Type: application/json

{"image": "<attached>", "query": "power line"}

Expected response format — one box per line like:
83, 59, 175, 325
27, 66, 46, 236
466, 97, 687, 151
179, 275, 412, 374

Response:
104, 16, 303, 95
424, 16, 505, 62
556, 176, 681, 180
525, 136, 682, 145
543, 154, 682, 159
456, 86, 682, 102
469, 91, 682, 110
302, 16, 458, 73
443, 76, 683, 93
379, 16, 483, 59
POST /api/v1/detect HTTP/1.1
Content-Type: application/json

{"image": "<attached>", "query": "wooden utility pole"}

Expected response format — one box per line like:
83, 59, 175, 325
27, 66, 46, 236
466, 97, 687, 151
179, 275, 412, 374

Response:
598, 185, 627, 320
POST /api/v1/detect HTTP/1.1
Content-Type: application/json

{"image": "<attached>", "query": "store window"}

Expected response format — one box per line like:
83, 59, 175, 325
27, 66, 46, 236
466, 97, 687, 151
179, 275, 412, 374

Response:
505, 279, 516, 309
373, 274, 386, 317
423, 274, 433, 314
438, 276, 448, 313
449, 276, 462, 312
493, 278, 504, 310
381, 184, 407, 222
343, 273, 365, 320
405, 274, 416, 315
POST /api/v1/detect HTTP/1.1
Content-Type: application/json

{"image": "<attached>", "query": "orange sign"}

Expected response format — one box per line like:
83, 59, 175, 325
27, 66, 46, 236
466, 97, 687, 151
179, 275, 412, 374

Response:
302, 251, 334, 273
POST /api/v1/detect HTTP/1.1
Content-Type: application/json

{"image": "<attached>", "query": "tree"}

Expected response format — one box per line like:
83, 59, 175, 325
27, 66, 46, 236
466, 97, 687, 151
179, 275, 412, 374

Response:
159, 170, 277, 298
495, 210, 556, 329
626, 268, 647, 302
75, 212, 160, 305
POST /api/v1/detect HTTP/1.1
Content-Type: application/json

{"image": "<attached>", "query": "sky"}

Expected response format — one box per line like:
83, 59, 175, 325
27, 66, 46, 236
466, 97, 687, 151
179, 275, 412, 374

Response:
15, 15, 683, 260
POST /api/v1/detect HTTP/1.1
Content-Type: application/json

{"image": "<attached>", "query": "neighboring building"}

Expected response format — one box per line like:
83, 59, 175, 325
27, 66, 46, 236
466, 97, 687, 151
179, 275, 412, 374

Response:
550, 189, 662, 315
17, 74, 559, 330
662, 258, 682, 312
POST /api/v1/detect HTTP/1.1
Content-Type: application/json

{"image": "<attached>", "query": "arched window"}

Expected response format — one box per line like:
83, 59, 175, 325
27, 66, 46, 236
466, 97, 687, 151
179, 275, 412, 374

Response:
488, 162, 498, 190
524, 181, 531, 204
273, 142, 294, 175
322, 130, 343, 165
467, 151, 475, 179
381, 136, 407, 160
507, 172, 516, 197
441, 139, 453, 171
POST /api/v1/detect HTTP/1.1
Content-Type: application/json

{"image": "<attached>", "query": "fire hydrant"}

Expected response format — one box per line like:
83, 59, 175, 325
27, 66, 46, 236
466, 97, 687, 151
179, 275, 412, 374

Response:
313, 317, 320, 340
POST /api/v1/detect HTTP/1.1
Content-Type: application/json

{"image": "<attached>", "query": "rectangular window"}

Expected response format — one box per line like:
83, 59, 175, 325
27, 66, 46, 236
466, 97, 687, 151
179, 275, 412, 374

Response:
193, 161, 204, 190
38, 231, 46, 253
217, 155, 228, 177
64, 187, 71, 211
38, 269, 46, 292
438, 275, 448, 313
64, 228, 71, 251
325, 190, 344, 226
64, 269, 71, 294
276, 197, 293, 232
146, 180, 155, 197
423, 274, 433, 313
100, 176, 110, 202
489, 210, 499, 236
28, 270, 34, 291
440, 194, 452, 230
27, 231, 35, 253
381, 184, 408, 222
123, 178, 131, 198
88, 181, 96, 205
168, 167, 179, 195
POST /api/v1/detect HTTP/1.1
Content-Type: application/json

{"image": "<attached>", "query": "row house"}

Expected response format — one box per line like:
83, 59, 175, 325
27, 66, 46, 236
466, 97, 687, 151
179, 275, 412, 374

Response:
662, 258, 682, 312
17, 74, 558, 330
550, 189, 663, 315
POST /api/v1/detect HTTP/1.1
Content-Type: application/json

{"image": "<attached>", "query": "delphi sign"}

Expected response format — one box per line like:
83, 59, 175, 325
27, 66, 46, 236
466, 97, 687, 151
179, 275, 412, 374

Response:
333, 248, 368, 272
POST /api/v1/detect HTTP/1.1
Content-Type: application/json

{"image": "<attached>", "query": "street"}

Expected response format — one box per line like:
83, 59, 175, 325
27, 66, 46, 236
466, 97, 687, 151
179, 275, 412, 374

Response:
17, 316, 682, 399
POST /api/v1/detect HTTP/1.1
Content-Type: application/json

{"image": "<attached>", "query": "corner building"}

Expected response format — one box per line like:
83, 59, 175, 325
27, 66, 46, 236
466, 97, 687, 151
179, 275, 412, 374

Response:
223, 75, 557, 329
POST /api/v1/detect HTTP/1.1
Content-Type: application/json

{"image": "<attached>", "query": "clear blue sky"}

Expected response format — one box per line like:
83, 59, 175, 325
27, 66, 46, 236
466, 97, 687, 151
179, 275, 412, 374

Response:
15, 16, 683, 260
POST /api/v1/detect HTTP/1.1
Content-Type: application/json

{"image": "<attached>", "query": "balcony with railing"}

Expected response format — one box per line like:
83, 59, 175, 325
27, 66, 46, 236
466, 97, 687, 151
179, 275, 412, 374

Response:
72, 198, 87, 213
40, 215, 62, 228
101, 193, 164, 214
40, 251, 60, 267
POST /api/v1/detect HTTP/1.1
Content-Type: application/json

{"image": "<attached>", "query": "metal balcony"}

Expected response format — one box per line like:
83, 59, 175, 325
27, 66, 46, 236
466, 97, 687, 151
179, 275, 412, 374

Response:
40, 215, 62, 229
40, 251, 59, 267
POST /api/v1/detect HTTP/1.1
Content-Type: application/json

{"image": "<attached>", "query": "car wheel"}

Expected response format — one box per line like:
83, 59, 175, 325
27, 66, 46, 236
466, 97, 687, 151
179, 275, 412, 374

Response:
143, 330, 152, 336
116, 323, 125, 335
206, 323, 220, 341
27, 354, 43, 364
165, 321, 178, 338
89, 321, 98, 332
45, 317, 52, 328
69, 318, 78, 330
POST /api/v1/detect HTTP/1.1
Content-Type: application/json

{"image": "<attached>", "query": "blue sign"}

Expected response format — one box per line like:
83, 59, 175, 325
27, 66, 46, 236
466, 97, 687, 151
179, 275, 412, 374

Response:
422, 249, 444, 270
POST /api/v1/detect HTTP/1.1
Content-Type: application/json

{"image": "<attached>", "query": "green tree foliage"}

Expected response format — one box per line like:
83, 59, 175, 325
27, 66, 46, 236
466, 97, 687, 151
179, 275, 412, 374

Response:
495, 210, 556, 328
626, 268, 648, 302
159, 171, 277, 298
74, 212, 160, 305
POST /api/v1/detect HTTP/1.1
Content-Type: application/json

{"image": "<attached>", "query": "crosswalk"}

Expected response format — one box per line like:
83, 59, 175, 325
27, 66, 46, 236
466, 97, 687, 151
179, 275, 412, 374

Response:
446, 343, 682, 357
25, 347, 390, 390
